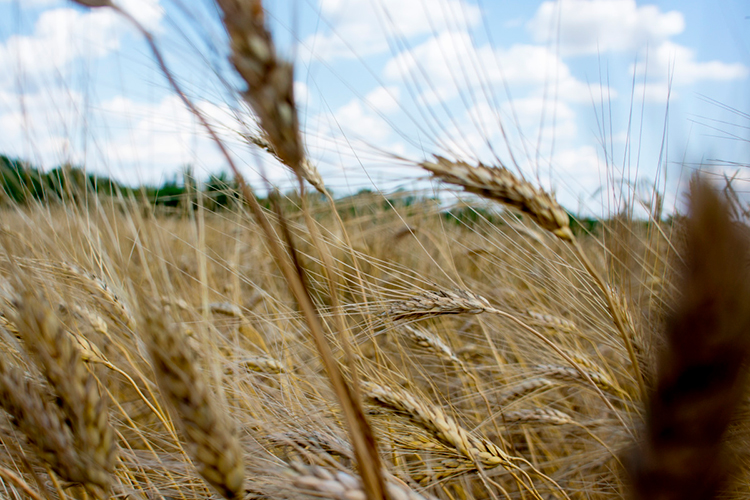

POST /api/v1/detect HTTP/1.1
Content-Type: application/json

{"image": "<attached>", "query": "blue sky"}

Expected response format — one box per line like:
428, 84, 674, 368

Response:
0, 0, 748, 215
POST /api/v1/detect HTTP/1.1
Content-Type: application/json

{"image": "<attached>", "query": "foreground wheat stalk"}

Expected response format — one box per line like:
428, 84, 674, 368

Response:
630, 178, 750, 500
63, 1, 390, 498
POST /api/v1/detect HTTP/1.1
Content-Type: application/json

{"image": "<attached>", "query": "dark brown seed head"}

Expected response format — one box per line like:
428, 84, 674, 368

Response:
630, 177, 750, 500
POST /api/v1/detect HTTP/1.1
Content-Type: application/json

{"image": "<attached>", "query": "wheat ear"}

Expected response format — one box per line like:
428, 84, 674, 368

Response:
214, 0, 318, 188
235, 355, 286, 374
526, 310, 578, 332
535, 364, 626, 398
503, 408, 575, 426
59, 262, 136, 330
247, 134, 325, 194
68, 1, 388, 496
384, 289, 493, 322
146, 313, 245, 499
496, 378, 554, 405
630, 178, 750, 500
420, 156, 573, 241
208, 301, 244, 318
13, 294, 117, 494
363, 381, 510, 468
402, 325, 460, 364
363, 382, 569, 498
418, 156, 645, 396
0, 354, 88, 486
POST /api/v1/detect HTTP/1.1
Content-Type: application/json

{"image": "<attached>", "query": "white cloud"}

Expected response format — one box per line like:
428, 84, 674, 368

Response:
0, 87, 86, 166
294, 81, 311, 108
304, 86, 402, 159
527, 0, 684, 56
632, 81, 676, 103
0, 87, 248, 185
414, 97, 581, 176
302, 0, 481, 61
526, 2, 746, 95
634, 41, 748, 85
552, 145, 604, 180
501, 97, 576, 132
301, 90, 413, 190
92, 95, 243, 184
364, 86, 400, 114
0, 8, 118, 85
384, 33, 614, 106
0, 0, 62, 6
116, 0, 163, 31
0, 1, 163, 89
547, 145, 608, 211
323, 97, 394, 144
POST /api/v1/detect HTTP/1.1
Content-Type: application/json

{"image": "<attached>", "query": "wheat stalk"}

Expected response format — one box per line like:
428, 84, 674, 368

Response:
70, 0, 111, 6
59, 2, 390, 497
0, 467, 45, 500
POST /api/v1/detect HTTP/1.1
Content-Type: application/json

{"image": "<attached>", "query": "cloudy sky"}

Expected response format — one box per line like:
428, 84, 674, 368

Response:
0, 0, 748, 215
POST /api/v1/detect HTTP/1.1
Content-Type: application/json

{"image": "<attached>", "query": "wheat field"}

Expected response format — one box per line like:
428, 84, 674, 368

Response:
0, 1, 749, 500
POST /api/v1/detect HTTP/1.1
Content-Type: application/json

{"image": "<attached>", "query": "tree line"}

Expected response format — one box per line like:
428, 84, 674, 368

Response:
0, 155, 241, 211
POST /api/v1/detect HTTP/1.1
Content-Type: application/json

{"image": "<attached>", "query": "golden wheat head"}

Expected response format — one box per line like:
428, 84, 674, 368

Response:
146, 312, 245, 499
12, 294, 117, 494
420, 156, 573, 241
